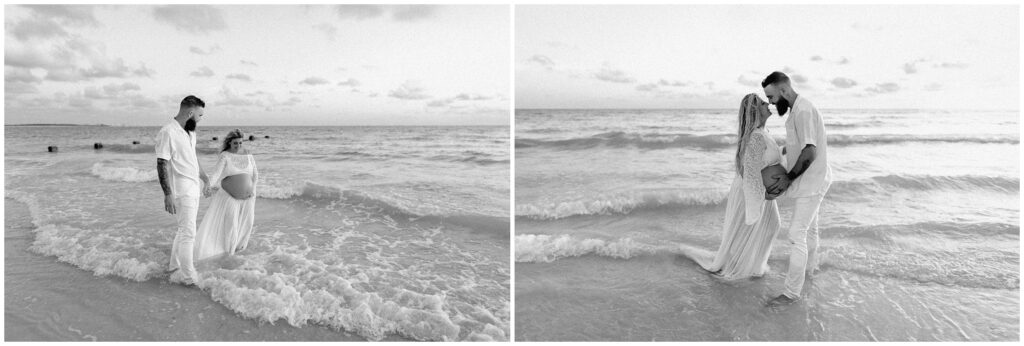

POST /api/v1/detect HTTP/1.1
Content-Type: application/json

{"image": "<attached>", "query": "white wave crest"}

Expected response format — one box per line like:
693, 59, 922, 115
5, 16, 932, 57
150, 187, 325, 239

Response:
514, 234, 663, 263
90, 163, 157, 182
515, 189, 728, 220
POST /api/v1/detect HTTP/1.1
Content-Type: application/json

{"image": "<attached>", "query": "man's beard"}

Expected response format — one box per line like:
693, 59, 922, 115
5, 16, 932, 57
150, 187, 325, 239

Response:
184, 118, 197, 132
775, 97, 790, 117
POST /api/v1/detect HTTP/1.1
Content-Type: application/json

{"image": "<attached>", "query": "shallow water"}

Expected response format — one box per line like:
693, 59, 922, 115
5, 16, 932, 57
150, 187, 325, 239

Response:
514, 108, 1019, 341
5, 125, 510, 341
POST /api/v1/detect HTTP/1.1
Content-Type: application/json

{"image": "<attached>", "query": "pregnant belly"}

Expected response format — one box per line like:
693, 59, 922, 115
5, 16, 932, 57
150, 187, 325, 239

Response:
221, 174, 253, 199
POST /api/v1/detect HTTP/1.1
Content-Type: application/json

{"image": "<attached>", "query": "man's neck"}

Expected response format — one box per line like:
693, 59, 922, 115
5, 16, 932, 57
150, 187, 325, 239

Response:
786, 92, 799, 104
173, 114, 188, 129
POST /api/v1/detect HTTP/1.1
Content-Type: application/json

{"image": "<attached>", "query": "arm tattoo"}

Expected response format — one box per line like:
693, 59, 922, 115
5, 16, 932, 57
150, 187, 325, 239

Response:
787, 145, 816, 180
157, 158, 172, 196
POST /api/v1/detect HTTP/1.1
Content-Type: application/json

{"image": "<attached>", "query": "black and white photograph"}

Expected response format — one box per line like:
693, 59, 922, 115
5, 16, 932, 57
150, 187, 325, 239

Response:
514, 5, 1019, 341
4, 4, 509, 341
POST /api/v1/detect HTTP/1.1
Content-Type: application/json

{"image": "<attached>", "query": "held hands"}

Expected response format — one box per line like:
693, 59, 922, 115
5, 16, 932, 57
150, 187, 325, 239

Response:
766, 173, 792, 198
203, 186, 220, 197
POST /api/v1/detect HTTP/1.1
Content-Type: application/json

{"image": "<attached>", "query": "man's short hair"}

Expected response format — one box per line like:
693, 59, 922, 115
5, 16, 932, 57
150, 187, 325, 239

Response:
180, 95, 205, 109
761, 71, 790, 88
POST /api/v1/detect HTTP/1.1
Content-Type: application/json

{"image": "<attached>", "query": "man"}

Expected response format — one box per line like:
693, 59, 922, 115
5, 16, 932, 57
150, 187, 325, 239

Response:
155, 95, 210, 286
761, 72, 832, 306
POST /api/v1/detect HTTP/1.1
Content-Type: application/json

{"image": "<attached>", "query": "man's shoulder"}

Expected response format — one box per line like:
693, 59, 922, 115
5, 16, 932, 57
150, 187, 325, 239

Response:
158, 121, 178, 134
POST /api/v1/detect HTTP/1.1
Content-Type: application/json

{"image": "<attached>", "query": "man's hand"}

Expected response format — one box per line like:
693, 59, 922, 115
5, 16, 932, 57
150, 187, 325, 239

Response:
766, 173, 792, 195
164, 195, 177, 214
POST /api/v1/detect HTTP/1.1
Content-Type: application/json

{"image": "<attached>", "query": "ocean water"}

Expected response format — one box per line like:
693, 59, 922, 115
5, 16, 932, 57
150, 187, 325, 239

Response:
514, 108, 1019, 341
4, 125, 510, 341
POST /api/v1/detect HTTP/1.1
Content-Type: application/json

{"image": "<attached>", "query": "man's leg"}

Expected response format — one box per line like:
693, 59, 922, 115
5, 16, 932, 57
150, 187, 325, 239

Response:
170, 195, 200, 284
806, 211, 821, 275
781, 194, 824, 299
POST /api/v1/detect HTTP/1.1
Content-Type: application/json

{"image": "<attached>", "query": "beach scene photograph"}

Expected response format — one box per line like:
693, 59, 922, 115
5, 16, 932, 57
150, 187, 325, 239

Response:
514, 5, 1019, 341
5, 4, 510, 341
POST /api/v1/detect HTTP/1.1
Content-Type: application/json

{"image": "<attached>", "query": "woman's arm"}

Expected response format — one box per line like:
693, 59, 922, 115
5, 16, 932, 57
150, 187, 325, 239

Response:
206, 152, 228, 195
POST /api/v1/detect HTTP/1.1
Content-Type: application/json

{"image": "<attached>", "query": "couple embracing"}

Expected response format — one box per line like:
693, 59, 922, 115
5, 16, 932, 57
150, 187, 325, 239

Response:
155, 95, 260, 286
702, 71, 833, 306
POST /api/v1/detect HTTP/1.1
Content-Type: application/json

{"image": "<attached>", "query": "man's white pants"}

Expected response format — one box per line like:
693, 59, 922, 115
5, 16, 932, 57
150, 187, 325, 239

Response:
782, 193, 825, 299
169, 195, 200, 283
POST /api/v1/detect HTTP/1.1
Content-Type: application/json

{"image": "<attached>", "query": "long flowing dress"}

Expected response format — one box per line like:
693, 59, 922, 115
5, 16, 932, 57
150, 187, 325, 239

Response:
194, 151, 258, 261
703, 128, 784, 279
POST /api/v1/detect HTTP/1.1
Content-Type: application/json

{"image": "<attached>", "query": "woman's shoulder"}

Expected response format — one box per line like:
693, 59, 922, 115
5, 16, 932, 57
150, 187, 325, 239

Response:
748, 128, 770, 142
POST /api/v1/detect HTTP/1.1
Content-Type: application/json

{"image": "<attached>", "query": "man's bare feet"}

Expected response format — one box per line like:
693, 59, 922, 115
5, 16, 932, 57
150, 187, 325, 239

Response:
767, 294, 798, 307
168, 270, 198, 287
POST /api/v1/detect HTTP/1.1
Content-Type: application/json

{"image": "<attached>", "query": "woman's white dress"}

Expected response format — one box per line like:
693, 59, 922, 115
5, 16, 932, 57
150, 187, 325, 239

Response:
195, 151, 258, 261
704, 128, 785, 279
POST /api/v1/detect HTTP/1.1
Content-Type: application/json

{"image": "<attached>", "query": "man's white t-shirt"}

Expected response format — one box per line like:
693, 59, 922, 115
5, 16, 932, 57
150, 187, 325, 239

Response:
783, 96, 832, 198
155, 121, 201, 197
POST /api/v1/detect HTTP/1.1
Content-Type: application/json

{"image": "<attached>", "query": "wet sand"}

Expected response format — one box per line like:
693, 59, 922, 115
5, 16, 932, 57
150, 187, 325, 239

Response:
4, 198, 402, 341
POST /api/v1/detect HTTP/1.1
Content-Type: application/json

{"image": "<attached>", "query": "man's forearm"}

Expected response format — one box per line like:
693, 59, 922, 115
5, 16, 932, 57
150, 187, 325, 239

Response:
786, 145, 816, 180
157, 158, 173, 196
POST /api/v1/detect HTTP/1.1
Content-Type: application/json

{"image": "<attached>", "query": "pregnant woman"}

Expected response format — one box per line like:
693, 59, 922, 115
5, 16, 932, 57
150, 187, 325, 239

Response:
194, 129, 259, 261
702, 93, 787, 279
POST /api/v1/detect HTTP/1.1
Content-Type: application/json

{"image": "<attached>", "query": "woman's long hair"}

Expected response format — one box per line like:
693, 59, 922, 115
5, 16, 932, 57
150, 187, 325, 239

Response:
221, 129, 244, 152
735, 93, 766, 175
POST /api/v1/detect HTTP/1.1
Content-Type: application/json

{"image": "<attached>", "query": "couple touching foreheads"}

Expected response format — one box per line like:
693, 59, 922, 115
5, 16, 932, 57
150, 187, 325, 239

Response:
155, 95, 259, 286
701, 71, 833, 307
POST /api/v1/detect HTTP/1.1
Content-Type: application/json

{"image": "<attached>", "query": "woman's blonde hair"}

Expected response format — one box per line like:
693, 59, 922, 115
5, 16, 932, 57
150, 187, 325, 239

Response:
221, 129, 245, 152
735, 93, 767, 175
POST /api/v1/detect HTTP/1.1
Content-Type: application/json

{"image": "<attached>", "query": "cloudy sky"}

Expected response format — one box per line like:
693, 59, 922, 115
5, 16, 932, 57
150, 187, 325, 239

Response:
5, 5, 509, 126
516, 5, 1019, 110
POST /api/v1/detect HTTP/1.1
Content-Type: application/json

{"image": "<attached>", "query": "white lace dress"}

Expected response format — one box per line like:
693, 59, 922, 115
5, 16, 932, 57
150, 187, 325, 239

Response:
704, 128, 784, 279
194, 151, 258, 261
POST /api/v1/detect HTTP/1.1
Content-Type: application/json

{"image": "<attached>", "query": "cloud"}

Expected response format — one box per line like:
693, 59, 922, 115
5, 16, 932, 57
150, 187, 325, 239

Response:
4, 36, 154, 82
84, 82, 141, 99
189, 45, 221, 55
5, 67, 42, 83
936, 62, 969, 69
830, 77, 858, 89
313, 23, 337, 41
7, 16, 69, 41
217, 87, 254, 107
594, 66, 635, 84
8, 5, 101, 41
334, 5, 438, 22
6, 82, 39, 95
335, 5, 386, 20
527, 55, 555, 67
658, 79, 688, 87
226, 73, 252, 82
23, 5, 100, 26
737, 75, 761, 87
636, 83, 659, 92
866, 82, 900, 94
902, 62, 918, 74
924, 83, 943, 91
427, 93, 496, 108
152, 5, 227, 34
336, 78, 360, 86
190, 66, 214, 77
299, 76, 329, 86
240, 60, 258, 66
810, 55, 823, 61
838, 57, 850, 65
791, 74, 808, 84
391, 5, 438, 22
388, 81, 430, 100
